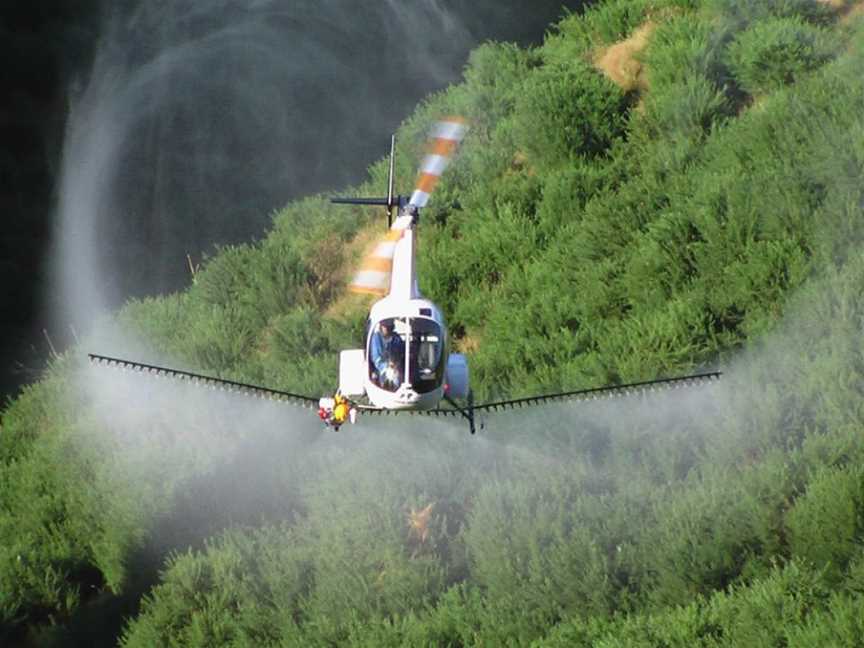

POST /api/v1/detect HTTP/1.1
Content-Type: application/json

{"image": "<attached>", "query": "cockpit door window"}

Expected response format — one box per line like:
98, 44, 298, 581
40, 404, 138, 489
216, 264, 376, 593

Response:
368, 318, 407, 392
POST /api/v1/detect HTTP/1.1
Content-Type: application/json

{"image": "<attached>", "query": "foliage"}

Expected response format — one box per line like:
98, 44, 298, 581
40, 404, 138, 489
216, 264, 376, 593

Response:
4, 1, 864, 645
786, 464, 864, 584
705, 0, 837, 27
512, 58, 630, 169
539, 560, 864, 647
559, 0, 701, 48
725, 17, 836, 95
638, 13, 735, 138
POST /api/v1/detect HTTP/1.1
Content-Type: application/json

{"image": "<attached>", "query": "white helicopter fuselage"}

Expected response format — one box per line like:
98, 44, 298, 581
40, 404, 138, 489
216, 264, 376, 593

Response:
338, 209, 468, 410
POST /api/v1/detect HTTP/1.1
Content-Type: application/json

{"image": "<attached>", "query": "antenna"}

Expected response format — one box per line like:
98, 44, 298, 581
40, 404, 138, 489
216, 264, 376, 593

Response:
386, 134, 396, 228
330, 134, 403, 229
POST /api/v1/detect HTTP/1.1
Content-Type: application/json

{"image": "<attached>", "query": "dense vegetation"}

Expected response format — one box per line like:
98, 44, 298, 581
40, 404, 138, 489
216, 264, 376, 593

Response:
3, 0, 864, 644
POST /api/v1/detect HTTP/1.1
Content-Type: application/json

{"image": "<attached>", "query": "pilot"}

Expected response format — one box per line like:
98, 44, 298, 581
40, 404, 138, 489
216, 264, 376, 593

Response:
370, 319, 405, 389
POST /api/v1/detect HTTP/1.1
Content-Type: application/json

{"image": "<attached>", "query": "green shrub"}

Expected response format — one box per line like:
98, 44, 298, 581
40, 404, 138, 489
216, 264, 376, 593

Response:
642, 74, 733, 139
193, 244, 263, 310
630, 458, 794, 610
706, 560, 833, 646
566, 0, 700, 47
786, 464, 864, 583
541, 560, 850, 647
464, 468, 617, 639
579, 0, 653, 44
177, 301, 257, 372
534, 161, 612, 242
118, 293, 192, 360
450, 42, 536, 134
597, 295, 710, 381
785, 592, 864, 647
726, 17, 836, 95
643, 13, 727, 89
120, 526, 310, 648
707, 0, 837, 27
512, 59, 630, 168
243, 307, 356, 395
0, 371, 102, 629
635, 13, 738, 137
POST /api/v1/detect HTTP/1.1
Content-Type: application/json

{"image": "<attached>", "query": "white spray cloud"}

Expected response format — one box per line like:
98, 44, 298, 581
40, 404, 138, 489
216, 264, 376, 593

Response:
46, 0, 476, 348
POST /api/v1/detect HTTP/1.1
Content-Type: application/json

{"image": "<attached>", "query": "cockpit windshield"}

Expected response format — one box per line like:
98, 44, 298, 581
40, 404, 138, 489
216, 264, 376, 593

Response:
368, 317, 445, 393
409, 318, 445, 393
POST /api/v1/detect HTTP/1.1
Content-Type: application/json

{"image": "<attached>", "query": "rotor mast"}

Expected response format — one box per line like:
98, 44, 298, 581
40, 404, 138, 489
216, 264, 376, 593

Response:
386, 134, 396, 228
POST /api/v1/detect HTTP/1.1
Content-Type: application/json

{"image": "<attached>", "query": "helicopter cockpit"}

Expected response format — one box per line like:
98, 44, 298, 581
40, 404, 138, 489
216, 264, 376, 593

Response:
368, 317, 445, 393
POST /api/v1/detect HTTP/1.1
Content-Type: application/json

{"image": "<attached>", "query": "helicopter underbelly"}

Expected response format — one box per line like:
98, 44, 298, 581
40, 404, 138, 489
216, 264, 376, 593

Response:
365, 381, 443, 411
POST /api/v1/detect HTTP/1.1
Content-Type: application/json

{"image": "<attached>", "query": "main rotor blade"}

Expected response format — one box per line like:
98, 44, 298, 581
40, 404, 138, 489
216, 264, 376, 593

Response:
409, 117, 467, 208
347, 222, 409, 295
88, 353, 319, 408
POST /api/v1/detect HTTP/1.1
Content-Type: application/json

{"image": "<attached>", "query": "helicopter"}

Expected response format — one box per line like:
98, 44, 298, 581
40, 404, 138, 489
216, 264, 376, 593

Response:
89, 117, 721, 433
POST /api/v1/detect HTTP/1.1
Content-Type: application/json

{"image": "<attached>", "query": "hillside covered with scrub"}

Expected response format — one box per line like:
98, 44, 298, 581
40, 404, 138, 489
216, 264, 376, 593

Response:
4, 0, 864, 645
